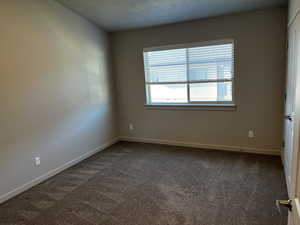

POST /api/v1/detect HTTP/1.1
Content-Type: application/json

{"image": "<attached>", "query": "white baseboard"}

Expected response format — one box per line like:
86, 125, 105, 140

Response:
120, 136, 281, 156
0, 136, 280, 204
0, 137, 119, 204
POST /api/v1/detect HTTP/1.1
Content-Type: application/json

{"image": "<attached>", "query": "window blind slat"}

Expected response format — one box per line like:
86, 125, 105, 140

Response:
188, 44, 234, 81
144, 48, 187, 83
145, 43, 234, 83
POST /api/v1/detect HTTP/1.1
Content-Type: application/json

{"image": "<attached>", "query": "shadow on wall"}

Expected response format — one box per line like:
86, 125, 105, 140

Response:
0, 0, 117, 201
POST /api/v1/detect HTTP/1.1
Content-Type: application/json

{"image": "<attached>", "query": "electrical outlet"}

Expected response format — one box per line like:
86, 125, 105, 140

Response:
248, 130, 254, 138
129, 123, 134, 131
35, 157, 41, 167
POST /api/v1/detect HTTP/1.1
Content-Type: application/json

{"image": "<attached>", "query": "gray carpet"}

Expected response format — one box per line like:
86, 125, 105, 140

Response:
0, 141, 288, 225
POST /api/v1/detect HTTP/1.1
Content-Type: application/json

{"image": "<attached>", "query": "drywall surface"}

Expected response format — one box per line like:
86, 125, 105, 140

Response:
111, 8, 287, 154
56, 0, 287, 30
0, 0, 117, 201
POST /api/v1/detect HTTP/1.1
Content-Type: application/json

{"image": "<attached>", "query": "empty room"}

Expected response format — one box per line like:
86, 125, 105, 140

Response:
2, 0, 300, 224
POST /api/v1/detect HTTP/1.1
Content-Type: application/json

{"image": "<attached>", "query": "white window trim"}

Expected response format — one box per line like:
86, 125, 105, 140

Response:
143, 39, 236, 107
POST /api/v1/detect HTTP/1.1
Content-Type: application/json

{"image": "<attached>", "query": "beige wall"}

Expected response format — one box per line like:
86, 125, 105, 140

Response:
111, 8, 287, 154
0, 0, 117, 201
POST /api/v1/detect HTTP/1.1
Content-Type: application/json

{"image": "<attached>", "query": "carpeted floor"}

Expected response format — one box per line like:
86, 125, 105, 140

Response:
0, 141, 288, 225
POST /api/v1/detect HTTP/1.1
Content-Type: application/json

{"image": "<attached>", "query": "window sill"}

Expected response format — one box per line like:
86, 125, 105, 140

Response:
144, 104, 236, 111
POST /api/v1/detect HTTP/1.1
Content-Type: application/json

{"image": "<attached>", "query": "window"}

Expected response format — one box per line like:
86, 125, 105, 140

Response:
143, 40, 235, 106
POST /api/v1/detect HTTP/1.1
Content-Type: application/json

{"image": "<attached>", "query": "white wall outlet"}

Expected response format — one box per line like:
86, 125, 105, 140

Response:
248, 130, 254, 138
35, 157, 41, 167
129, 123, 134, 131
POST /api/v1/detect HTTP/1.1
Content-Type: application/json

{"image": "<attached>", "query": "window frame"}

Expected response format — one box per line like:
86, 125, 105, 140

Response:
143, 39, 236, 107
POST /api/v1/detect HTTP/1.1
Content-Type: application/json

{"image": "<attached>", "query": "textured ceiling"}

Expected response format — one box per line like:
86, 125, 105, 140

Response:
56, 0, 287, 31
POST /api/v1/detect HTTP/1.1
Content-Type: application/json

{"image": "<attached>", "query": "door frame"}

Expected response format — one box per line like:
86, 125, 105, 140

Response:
288, 12, 300, 225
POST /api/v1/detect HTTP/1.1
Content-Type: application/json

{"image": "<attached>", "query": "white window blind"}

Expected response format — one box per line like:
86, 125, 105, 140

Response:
143, 40, 235, 105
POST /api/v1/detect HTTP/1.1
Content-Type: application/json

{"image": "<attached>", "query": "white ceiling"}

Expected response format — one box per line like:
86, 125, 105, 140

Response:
56, 0, 287, 31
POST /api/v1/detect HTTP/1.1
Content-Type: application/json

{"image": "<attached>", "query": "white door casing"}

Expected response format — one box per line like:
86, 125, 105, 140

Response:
287, 11, 300, 225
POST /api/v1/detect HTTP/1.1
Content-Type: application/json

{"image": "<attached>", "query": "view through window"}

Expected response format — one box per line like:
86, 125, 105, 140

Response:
143, 40, 235, 105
